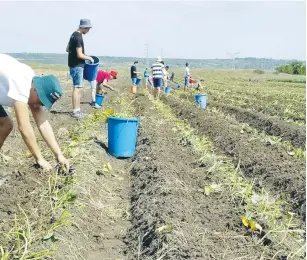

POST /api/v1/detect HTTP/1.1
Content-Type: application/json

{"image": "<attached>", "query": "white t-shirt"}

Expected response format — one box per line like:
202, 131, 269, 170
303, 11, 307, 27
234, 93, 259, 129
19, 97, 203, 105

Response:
0, 53, 35, 107
162, 67, 168, 80
184, 67, 190, 77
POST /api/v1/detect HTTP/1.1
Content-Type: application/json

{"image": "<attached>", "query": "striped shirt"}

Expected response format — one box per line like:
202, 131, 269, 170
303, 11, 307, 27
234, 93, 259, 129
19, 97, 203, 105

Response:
151, 63, 164, 79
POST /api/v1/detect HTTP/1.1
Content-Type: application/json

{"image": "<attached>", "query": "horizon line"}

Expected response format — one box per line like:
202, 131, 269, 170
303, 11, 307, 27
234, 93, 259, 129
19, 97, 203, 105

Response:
5, 52, 305, 62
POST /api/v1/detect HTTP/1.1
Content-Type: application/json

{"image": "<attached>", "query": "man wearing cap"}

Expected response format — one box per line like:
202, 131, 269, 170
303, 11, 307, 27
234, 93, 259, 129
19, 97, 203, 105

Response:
66, 19, 94, 119
90, 70, 118, 105
0, 53, 69, 171
151, 57, 165, 99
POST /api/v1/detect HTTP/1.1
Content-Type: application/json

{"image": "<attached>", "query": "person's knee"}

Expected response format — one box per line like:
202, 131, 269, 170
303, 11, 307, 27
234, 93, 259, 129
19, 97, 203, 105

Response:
73, 87, 82, 93
0, 117, 13, 135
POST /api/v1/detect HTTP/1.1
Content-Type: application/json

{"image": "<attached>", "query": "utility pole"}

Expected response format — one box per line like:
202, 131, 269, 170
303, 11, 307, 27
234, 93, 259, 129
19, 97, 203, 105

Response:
227, 52, 240, 70
144, 43, 149, 67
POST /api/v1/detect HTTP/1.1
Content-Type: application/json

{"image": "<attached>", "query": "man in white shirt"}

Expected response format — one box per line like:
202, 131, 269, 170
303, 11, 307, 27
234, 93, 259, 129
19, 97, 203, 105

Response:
151, 56, 164, 99
184, 62, 190, 91
161, 62, 169, 91
0, 53, 69, 171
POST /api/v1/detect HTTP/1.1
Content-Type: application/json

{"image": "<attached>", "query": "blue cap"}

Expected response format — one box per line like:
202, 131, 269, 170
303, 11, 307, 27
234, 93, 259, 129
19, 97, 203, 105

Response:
32, 75, 63, 110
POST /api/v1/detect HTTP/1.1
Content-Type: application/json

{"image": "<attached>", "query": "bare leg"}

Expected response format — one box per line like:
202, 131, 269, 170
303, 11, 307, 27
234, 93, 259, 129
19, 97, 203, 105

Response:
91, 88, 96, 102
0, 117, 13, 148
72, 87, 82, 110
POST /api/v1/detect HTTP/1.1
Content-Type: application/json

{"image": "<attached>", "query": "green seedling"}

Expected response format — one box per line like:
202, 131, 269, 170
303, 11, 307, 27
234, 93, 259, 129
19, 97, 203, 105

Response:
156, 224, 172, 233
204, 183, 222, 196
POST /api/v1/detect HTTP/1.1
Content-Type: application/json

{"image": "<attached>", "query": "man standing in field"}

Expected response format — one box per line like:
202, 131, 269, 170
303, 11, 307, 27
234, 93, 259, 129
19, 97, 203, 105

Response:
151, 56, 164, 99
184, 62, 190, 91
0, 53, 69, 171
130, 61, 140, 86
66, 19, 94, 119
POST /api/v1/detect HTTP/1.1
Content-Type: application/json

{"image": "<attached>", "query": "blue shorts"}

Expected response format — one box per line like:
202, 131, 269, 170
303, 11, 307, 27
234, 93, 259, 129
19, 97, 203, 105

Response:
131, 78, 137, 85
153, 78, 162, 88
70, 67, 84, 87
0, 105, 8, 118
184, 77, 190, 87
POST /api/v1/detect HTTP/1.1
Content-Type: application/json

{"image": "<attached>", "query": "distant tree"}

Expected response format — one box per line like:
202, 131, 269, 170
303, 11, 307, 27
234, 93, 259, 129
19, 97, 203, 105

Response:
275, 61, 306, 75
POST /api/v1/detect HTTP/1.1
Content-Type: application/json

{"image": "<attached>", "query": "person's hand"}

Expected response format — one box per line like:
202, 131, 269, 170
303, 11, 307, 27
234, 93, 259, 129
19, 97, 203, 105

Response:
89, 57, 94, 63
37, 158, 52, 171
57, 154, 70, 171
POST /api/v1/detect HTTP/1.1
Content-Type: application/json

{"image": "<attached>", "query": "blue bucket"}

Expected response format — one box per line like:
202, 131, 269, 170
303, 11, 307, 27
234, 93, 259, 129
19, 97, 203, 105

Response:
108, 117, 140, 158
136, 78, 141, 86
195, 94, 207, 109
96, 94, 105, 106
83, 56, 100, 81
164, 87, 171, 94
176, 84, 181, 89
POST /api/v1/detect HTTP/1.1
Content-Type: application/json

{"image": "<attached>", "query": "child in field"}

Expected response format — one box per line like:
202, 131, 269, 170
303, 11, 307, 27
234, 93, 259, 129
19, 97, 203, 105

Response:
89, 70, 118, 108
189, 76, 195, 88
143, 68, 152, 88
195, 79, 204, 91
162, 64, 169, 91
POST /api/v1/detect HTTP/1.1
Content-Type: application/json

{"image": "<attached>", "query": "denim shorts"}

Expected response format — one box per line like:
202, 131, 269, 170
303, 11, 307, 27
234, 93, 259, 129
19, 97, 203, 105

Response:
0, 105, 8, 117
184, 77, 190, 86
70, 67, 84, 87
153, 78, 162, 88
131, 78, 137, 85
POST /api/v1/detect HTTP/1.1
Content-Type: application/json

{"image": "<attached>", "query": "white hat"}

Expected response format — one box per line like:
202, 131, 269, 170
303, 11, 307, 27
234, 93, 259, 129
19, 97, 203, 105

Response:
156, 56, 162, 62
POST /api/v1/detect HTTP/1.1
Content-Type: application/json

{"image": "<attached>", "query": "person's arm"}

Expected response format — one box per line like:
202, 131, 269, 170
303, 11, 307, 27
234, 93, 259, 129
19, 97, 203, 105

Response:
74, 34, 94, 62
76, 48, 94, 63
30, 105, 70, 170
102, 79, 115, 91
132, 67, 140, 74
66, 43, 69, 53
14, 102, 52, 170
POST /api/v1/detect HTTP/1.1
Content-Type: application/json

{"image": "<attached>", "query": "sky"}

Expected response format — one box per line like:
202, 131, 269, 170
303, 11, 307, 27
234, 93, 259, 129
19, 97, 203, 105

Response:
0, 1, 306, 60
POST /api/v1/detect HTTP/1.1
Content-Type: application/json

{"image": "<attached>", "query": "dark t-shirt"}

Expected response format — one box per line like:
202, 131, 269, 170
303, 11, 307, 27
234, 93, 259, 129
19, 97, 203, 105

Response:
131, 65, 137, 78
68, 31, 85, 68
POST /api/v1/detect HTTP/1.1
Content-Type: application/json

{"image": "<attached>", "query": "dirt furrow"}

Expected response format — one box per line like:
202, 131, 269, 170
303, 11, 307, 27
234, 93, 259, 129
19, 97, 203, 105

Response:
162, 95, 306, 220
124, 94, 270, 260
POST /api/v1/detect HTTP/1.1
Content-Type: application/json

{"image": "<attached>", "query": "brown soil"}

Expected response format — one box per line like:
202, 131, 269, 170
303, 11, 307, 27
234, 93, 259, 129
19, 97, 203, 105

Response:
123, 94, 278, 259
0, 72, 131, 259
0, 68, 305, 259
162, 96, 306, 220
209, 101, 306, 149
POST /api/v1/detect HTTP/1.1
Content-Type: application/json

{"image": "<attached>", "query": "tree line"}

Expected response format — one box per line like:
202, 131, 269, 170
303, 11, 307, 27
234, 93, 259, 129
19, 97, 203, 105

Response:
275, 61, 306, 75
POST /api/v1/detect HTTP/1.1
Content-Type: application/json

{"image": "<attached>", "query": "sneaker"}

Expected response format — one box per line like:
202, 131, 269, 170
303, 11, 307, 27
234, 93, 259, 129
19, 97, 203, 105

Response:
71, 111, 86, 119
89, 101, 101, 109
